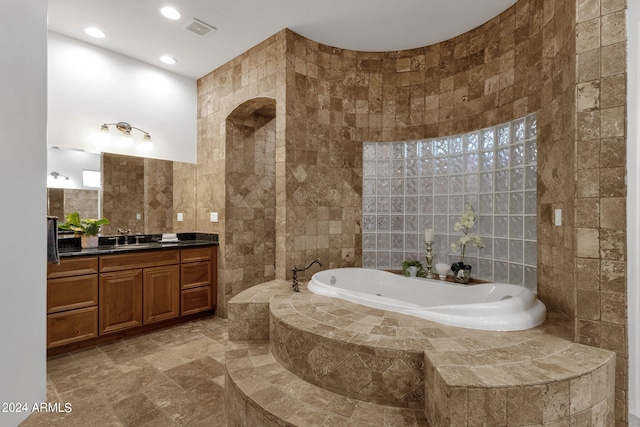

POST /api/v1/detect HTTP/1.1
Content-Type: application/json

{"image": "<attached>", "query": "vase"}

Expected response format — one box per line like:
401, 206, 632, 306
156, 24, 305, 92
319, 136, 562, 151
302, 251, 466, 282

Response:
435, 263, 450, 280
454, 269, 471, 284
408, 266, 418, 277
81, 235, 99, 249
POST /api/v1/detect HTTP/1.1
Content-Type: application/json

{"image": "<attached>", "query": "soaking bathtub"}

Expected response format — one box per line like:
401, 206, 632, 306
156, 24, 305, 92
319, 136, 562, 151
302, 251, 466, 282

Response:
308, 268, 546, 331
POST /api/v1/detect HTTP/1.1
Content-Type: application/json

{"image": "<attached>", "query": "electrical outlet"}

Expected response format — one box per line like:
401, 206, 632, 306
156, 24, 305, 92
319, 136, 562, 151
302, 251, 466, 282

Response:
136, 213, 141, 220
210, 212, 218, 222
177, 212, 184, 222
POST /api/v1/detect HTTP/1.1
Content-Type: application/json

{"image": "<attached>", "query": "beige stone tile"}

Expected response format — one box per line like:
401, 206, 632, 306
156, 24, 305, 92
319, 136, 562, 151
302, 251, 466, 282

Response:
576, 228, 599, 258
506, 386, 544, 425
575, 197, 599, 227
576, 18, 601, 53
599, 228, 625, 261
600, 260, 626, 293
47, 359, 121, 395
577, 49, 601, 83
577, 0, 600, 22
570, 375, 592, 414
601, 10, 626, 46
576, 258, 600, 290
111, 393, 166, 427
543, 380, 570, 423
600, 197, 625, 229
600, 42, 626, 77
577, 288, 601, 320
576, 81, 600, 112
599, 322, 627, 357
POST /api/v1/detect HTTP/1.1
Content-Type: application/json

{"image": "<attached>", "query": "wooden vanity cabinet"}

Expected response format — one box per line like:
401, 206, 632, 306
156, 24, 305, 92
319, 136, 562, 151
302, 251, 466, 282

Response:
48, 244, 217, 354
180, 246, 217, 315
46, 257, 99, 349
99, 250, 180, 335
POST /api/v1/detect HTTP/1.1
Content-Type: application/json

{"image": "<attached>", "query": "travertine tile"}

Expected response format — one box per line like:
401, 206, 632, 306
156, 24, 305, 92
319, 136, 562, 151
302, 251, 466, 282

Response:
24, 317, 229, 427
187, 0, 629, 422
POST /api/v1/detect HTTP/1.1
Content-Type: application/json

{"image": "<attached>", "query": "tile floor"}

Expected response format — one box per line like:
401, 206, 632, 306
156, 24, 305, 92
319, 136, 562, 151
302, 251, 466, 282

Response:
21, 316, 229, 427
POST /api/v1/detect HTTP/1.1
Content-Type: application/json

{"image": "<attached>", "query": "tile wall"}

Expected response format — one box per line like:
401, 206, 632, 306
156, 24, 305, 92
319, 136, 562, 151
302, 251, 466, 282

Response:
192, 0, 628, 420
189, 33, 286, 317
363, 113, 537, 288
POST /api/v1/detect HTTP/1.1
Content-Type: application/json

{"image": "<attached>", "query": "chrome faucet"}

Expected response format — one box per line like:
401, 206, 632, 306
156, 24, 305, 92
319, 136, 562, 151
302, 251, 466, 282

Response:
291, 259, 322, 292
117, 228, 131, 245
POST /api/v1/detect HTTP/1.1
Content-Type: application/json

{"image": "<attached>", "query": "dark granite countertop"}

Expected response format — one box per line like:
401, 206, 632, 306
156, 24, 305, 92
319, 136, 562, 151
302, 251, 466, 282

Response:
58, 232, 218, 257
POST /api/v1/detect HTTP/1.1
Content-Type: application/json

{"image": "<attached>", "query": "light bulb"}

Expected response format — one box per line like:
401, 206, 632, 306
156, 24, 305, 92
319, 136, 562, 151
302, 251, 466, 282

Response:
137, 134, 153, 152
120, 131, 133, 147
95, 125, 111, 146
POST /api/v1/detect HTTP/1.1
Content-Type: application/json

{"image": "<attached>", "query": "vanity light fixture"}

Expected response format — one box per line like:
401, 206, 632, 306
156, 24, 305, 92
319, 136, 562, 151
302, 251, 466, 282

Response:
100, 122, 152, 150
49, 172, 69, 180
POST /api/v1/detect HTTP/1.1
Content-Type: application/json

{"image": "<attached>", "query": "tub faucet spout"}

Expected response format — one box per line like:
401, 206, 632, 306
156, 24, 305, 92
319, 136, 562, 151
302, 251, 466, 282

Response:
291, 259, 323, 292
303, 259, 323, 270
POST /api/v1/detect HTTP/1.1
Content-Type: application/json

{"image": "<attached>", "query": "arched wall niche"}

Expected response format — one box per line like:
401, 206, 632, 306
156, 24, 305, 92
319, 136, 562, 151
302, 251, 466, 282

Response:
225, 97, 278, 299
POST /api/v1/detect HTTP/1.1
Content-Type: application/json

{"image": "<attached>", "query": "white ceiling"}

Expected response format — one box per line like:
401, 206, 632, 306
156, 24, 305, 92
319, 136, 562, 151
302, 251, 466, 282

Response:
48, 0, 517, 80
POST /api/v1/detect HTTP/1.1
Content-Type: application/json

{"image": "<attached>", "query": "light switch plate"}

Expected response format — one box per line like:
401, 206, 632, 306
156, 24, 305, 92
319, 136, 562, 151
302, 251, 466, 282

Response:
210, 212, 218, 222
136, 213, 141, 220
554, 209, 562, 226
177, 212, 184, 222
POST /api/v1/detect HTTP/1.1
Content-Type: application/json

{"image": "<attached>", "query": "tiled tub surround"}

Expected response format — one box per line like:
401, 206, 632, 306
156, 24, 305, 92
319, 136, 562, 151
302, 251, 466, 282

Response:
190, 0, 629, 420
225, 281, 616, 426
363, 114, 537, 290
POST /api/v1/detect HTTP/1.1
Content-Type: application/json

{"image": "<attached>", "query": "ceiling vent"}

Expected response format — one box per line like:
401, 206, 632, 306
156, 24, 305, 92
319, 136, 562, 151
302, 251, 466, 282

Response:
185, 18, 216, 37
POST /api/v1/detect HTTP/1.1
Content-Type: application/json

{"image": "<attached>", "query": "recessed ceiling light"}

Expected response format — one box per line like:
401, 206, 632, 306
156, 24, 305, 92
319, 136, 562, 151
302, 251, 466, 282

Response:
160, 55, 177, 65
84, 27, 105, 38
160, 6, 181, 20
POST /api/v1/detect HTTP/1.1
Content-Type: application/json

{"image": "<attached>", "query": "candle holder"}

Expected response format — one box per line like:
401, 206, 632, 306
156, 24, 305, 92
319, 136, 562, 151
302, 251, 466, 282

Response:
424, 240, 435, 279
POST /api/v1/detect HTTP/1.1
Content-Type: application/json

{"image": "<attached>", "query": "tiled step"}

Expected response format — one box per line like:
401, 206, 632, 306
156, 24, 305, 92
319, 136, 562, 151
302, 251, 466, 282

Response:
227, 281, 617, 426
225, 340, 429, 427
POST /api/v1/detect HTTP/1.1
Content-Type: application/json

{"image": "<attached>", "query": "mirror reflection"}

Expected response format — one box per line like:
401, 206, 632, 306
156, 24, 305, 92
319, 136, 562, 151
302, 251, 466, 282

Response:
47, 148, 196, 235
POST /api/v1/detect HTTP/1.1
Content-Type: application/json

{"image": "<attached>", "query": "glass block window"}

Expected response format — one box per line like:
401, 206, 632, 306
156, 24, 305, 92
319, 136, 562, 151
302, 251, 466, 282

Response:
362, 113, 537, 291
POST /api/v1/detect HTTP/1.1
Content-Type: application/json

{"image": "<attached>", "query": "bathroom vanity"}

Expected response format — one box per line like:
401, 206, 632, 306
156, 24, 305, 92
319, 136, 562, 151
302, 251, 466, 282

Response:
46, 237, 217, 355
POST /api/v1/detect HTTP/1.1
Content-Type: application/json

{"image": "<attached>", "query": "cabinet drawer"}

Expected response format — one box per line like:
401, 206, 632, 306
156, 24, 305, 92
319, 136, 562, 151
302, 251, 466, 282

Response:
181, 247, 212, 263
47, 274, 98, 314
47, 306, 98, 348
99, 250, 179, 272
181, 261, 211, 290
48, 257, 98, 279
181, 286, 212, 316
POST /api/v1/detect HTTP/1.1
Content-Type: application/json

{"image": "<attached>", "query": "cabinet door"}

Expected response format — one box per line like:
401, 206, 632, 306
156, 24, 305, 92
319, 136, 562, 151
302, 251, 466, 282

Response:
143, 265, 180, 324
99, 269, 143, 335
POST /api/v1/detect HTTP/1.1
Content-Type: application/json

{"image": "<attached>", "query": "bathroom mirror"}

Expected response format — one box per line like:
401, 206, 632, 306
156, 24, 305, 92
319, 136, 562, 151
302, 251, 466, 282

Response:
47, 148, 197, 235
